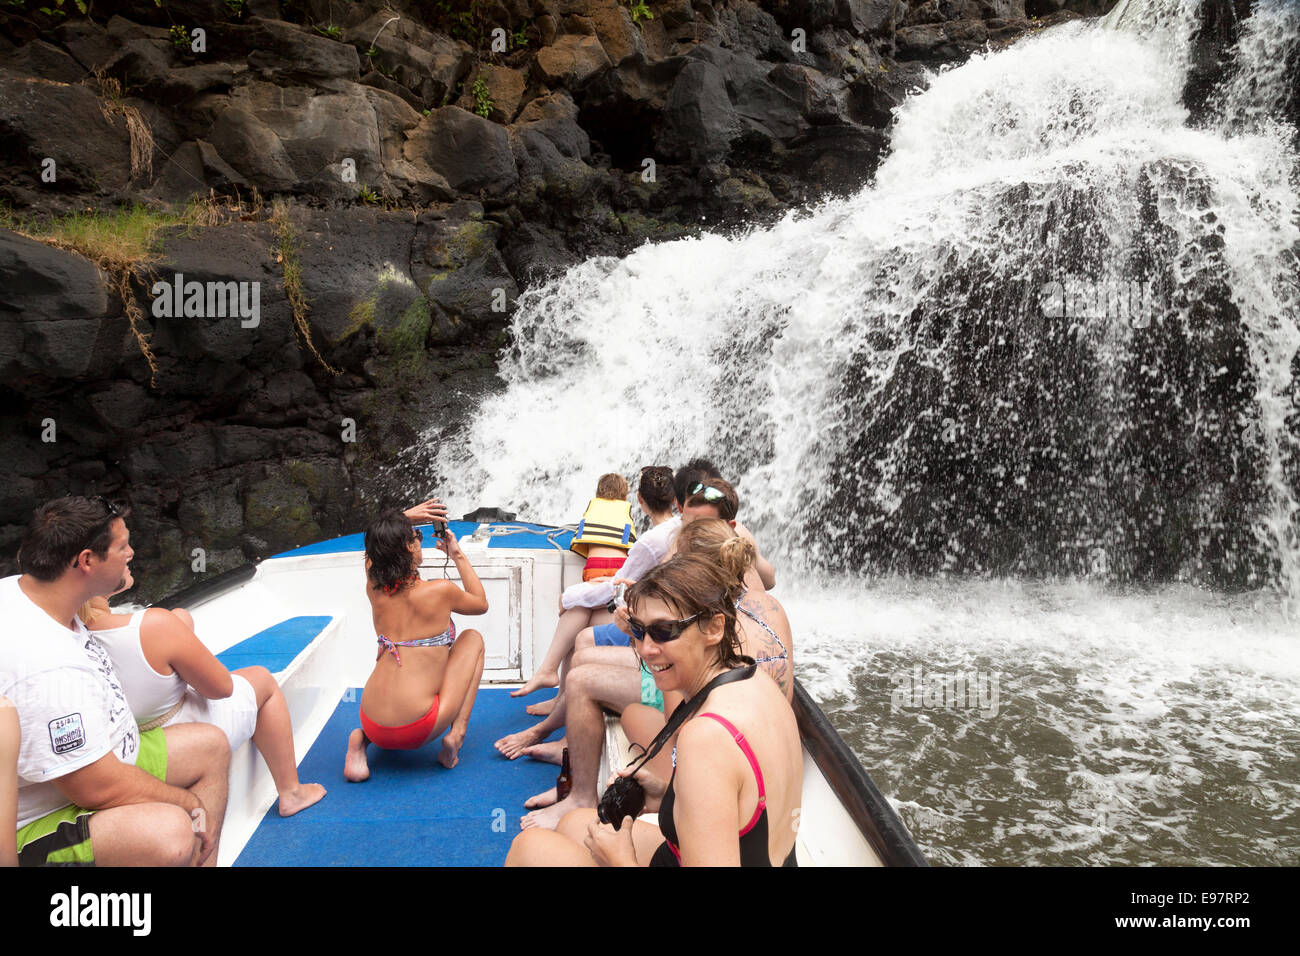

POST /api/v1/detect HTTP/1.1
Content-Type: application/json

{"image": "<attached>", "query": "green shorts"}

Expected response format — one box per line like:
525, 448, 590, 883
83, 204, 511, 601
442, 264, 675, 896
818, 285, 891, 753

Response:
15, 727, 168, 867
640, 667, 664, 712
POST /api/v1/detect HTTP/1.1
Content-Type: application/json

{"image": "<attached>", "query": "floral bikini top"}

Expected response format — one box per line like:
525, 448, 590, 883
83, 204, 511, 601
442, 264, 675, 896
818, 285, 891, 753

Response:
376, 620, 457, 666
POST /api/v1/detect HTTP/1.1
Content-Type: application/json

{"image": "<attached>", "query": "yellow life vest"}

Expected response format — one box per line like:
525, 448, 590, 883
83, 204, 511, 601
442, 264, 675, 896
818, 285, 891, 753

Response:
570, 497, 637, 557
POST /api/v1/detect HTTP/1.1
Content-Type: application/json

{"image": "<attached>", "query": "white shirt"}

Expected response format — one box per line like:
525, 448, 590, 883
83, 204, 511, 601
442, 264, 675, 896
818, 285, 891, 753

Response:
561, 516, 681, 610
0, 576, 141, 827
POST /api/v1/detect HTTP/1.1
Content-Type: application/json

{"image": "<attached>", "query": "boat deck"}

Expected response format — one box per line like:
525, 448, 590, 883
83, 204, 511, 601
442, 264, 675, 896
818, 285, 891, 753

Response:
234, 688, 561, 867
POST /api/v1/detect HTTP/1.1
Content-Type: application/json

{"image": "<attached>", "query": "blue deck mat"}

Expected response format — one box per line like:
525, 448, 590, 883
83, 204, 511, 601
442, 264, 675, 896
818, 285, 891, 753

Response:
217, 616, 333, 673
234, 688, 563, 866
274, 521, 573, 558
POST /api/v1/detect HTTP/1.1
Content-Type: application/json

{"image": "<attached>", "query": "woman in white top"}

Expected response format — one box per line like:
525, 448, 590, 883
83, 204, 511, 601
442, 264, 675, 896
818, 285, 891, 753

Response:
84, 569, 325, 818
1, 696, 17, 867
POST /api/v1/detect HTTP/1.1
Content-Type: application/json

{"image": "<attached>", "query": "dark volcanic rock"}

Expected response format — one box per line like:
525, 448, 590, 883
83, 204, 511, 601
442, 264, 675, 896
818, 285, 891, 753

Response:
9, 39, 87, 83
344, 11, 473, 108
0, 230, 116, 384
412, 206, 519, 335
243, 17, 362, 88
0, 73, 136, 202
405, 106, 519, 195
658, 58, 743, 162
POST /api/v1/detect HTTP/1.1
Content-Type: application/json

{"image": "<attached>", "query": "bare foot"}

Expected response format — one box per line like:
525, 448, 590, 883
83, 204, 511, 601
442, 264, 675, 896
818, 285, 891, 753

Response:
524, 786, 556, 809
525, 697, 556, 716
439, 727, 465, 769
521, 739, 565, 765
510, 669, 559, 698
278, 782, 327, 817
344, 728, 370, 782
494, 726, 545, 760
520, 794, 584, 830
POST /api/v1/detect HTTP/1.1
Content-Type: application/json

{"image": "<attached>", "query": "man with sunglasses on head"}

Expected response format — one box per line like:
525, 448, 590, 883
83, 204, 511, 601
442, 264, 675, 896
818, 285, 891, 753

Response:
680, 478, 777, 591
0, 496, 230, 866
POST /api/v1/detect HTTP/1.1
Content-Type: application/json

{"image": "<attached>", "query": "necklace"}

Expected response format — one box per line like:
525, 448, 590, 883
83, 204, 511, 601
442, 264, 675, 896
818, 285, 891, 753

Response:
379, 572, 420, 596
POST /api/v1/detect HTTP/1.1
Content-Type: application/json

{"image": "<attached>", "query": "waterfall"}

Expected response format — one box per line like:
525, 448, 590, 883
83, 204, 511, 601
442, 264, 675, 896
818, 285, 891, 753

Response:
1212, 0, 1300, 134
440, 1, 1300, 594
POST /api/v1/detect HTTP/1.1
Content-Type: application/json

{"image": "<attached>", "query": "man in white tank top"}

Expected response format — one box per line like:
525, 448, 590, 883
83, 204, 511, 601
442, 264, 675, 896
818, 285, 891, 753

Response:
0, 496, 230, 866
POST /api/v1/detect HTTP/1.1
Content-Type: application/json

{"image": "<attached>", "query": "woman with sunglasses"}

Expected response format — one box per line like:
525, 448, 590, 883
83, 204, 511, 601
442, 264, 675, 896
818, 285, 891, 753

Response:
505, 555, 801, 866
344, 510, 488, 780
618, 518, 796, 791
1, 696, 17, 866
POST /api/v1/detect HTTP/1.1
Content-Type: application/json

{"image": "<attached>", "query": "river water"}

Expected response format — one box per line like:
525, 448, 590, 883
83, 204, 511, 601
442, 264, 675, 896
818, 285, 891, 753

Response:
437, 0, 1300, 864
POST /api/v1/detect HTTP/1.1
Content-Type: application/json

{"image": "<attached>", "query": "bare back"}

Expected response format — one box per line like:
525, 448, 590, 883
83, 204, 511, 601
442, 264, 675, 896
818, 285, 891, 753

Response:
362, 579, 459, 725
737, 590, 794, 701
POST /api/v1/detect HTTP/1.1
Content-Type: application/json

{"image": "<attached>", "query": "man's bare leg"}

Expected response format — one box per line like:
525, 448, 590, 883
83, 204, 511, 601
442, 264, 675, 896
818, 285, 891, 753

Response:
519, 739, 566, 765
525, 695, 556, 717
520, 663, 639, 830
235, 666, 326, 816
572, 645, 639, 670
89, 803, 201, 866
160, 721, 230, 867
496, 691, 566, 758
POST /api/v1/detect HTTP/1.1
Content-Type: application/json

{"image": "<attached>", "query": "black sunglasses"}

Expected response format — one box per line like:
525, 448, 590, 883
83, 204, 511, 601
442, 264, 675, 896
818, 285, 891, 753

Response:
627, 612, 702, 644
92, 495, 120, 518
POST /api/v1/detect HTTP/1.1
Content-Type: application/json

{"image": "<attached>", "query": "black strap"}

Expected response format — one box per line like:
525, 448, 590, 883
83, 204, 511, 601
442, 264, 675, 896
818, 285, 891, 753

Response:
625, 662, 756, 777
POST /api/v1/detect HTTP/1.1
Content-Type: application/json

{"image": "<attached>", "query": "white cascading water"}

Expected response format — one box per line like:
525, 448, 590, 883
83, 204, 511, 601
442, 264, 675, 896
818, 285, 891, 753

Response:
436, 0, 1300, 864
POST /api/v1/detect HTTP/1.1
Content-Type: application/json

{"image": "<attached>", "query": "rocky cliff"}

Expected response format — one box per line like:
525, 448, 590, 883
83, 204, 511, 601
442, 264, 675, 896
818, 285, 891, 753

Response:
0, 0, 1181, 599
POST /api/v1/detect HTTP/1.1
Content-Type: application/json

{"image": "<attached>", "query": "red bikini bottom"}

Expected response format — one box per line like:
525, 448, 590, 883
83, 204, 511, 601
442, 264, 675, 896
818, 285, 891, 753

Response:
360, 697, 440, 750
582, 555, 626, 582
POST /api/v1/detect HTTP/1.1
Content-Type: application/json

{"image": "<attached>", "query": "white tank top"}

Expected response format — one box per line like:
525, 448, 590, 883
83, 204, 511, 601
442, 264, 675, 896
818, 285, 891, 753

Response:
89, 609, 187, 723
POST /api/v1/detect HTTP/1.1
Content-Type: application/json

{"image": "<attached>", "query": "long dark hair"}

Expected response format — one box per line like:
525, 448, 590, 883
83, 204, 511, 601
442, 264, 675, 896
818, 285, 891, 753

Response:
364, 509, 417, 593
626, 554, 749, 669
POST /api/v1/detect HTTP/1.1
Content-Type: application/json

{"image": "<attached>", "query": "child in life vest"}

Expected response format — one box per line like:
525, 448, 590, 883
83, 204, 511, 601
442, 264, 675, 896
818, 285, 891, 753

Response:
570, 474, 637, 582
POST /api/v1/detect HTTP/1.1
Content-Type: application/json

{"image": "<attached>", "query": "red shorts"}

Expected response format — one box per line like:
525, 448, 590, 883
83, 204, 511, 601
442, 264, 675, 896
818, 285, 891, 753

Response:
582, 555, 626, 582
360, 697, 440, 750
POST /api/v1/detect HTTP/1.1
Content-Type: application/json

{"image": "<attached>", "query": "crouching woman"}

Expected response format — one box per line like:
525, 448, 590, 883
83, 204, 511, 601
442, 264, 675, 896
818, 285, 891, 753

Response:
505, 554, 801, 866
345, 510, 487, 780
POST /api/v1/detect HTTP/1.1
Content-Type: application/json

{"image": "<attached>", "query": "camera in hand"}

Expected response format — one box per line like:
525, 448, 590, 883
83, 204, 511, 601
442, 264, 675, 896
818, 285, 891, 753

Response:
595, 663, 758, 834
597, 774, 645, 831
432, 517, 449, 538
606, 581, 628, 614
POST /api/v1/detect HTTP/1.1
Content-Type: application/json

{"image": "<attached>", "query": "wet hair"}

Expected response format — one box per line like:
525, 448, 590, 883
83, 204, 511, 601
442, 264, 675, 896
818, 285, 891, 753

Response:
637, 465, 675, 513
364, 509, 418, 593
626, 554, 749, 670
596, 473, 629, 500
673, 518, 755, 585
19, 496, 132, 582
673, 457, 722, 508
684, 477, 739, 522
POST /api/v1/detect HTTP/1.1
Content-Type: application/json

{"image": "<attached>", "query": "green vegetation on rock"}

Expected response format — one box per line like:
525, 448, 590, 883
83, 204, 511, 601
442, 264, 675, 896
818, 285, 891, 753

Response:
272, 199, 339, 374
379, 297, 433, 370
472, 75, 493, 119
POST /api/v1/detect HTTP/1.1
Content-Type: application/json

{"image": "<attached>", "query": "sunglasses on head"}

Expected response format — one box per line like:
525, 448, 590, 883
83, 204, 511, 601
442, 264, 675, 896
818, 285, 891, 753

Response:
92, 495, 120, 518
688, 483, 727, 503
627, 611, 702, 644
